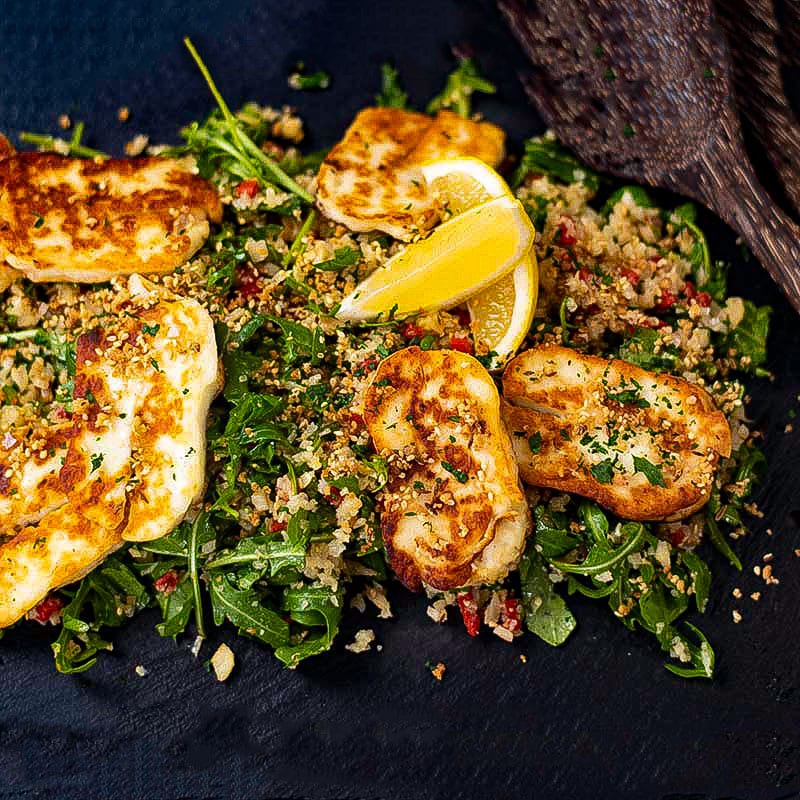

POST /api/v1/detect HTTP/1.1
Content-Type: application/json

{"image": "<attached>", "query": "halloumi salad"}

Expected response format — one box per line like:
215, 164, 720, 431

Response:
0, 43, 771, 678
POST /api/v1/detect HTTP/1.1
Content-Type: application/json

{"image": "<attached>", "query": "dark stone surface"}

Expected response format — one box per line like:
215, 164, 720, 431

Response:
1, 2, 799, 799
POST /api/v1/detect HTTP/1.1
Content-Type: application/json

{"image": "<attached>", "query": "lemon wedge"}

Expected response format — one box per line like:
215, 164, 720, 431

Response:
420, 157, 538, 366
420, 156, 514, 212
336, 195, 534, 321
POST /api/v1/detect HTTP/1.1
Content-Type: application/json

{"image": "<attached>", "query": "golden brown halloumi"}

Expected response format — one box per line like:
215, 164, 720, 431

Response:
0, 154, 222, 283
316, 107, 505, 241
363, 346, 531, 591
501, 345, 732, 521
0, 276, 220, 628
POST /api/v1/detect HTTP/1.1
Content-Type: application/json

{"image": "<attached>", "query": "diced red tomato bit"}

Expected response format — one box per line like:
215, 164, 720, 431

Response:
154, 569, 180, 595
557, 216, 577, 246
325, 486, 343, 507
358, 355, 379, 373
400, 322, 426, 340
578, 267, 592, 282
270, 519, 287, 533
349, 412, 365, 427
31, 595, 65, 624
237, 265, 261, 298
621, 268, 640, 286
453, 306, 471, 328
654, 288, 676, 311
683, 280, 697, 300
449, 336, 473, 354
457, 592, 481, 637
696, 291, 712, 308
641, 317, 669, 329
670, 526, 689, 548
503, 598, 522, 633
234, 178, 259, 199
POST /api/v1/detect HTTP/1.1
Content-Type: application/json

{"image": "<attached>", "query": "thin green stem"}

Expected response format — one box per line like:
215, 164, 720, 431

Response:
282, 209, 317, 267
188, 513, 207, 638
182, 36, 315, 203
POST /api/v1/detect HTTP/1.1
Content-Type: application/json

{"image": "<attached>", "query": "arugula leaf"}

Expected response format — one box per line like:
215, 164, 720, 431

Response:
181, 38, 313, 203
632, 456, 666, 488
518, 543, 576, 646
155, 572, 195, 639
267, 315, 324, 368
288, 69, 330, 90
671, 203, 718, 297
601, 185, 654, 216
376, 64, 409, 108
550, 522, 646, 576
52, 557, 149, 673
617, 327, 678, 371
313, 246, 361, 272
724, 300, 771, 376
209, 573, 290, 648
427, 56, 495, 117
680, 550, 712, 613
275, 585, 344, 667
663, 623, 715, 679
512, 137, 600, 192
532, 505, 580, 558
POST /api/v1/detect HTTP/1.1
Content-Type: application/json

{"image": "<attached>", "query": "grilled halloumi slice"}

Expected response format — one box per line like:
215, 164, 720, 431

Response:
316, 107, 505, 241
501, 345, 732, 521
0, 154, 222, 283
363, 347, 531, 591
0, 275, 220, 628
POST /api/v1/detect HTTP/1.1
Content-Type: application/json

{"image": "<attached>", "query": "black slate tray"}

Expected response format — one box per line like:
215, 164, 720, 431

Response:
1, 2, 799, 799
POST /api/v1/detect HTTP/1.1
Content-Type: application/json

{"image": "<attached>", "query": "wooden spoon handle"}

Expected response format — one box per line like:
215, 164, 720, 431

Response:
689, 145, 800, 313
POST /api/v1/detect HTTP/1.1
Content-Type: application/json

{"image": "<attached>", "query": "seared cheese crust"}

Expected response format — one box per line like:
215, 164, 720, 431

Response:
0, 154, 222, 283
363, 347, 531, 591
502, 345, 732, 521
316, 107, 505, 241
0, 276, 220, 628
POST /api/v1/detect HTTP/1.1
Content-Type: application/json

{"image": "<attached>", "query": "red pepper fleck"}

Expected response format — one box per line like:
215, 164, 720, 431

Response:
270, 519, 287, 533
449, 336, 473, 354
31, 595, 65, 624
457, 592, 481, 637
400, 322, 425, 340
237, 265, 261, 298
154, 569, 180, 595
670, 526, 689, 548
621, 268, 640, 286
696, 291, 712, 308
503, 598, 522, 633
654, 289, 676, 311
326, 486, 343, 507
453, 306, 471, 328
234, 178, 259, 199
557, 216, 577, 246
358, 356, 379, 373
641, 317, 669, 329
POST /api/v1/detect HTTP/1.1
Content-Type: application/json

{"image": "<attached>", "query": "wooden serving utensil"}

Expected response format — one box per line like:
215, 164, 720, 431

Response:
717, 0, 800, 217
497, 0, 800, 313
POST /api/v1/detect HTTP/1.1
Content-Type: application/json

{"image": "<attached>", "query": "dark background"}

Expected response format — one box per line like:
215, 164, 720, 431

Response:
1, 2, 799, 799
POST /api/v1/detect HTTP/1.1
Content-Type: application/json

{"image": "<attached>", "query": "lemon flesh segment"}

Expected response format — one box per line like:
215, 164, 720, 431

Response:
468, 252, 538, 368
336, 195, 534, 321
420, 156, 513, 214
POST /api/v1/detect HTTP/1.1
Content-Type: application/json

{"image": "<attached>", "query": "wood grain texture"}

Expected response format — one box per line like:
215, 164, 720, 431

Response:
498, 0, 800, 313
716, 0, 800, 216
